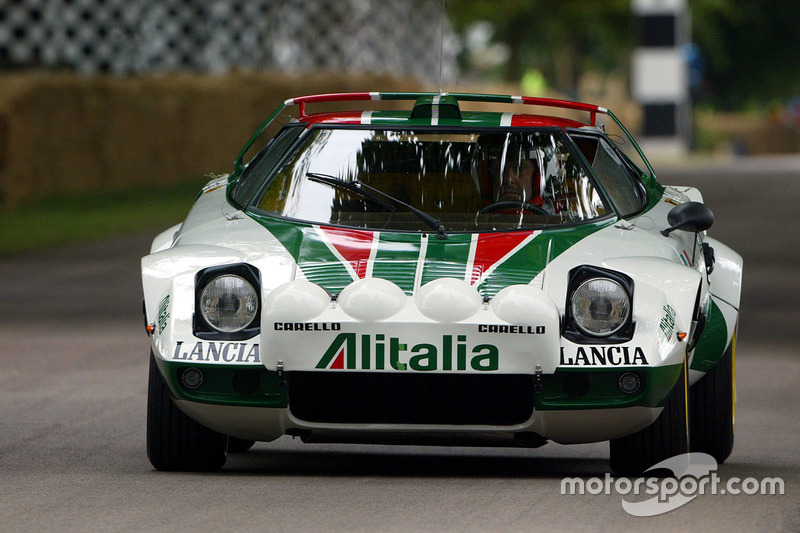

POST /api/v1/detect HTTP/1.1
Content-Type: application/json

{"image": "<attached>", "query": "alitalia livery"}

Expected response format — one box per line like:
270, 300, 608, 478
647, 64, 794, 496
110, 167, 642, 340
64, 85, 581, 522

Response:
142, 92, 742, 474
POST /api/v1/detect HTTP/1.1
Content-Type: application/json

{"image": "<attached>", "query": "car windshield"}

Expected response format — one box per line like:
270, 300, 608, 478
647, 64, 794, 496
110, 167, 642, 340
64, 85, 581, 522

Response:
253, 127, 608, 232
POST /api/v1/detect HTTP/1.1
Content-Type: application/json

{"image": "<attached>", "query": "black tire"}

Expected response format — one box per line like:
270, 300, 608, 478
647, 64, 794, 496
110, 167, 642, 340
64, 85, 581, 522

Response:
690, 331, 735, 463
147, 352, 228, 471
227, 438, 256, 453
610, 360, 689, 476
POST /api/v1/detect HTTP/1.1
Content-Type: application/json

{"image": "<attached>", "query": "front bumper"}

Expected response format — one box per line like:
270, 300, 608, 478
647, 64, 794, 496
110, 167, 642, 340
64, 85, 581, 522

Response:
151, 276, 687, 444
174, 396, 662, 445
158, 358, 680, 444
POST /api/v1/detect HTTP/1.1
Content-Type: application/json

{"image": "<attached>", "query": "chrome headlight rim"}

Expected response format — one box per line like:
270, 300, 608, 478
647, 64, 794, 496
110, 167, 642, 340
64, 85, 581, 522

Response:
194, 263, 261, 341
564, 266, 634, 343
570, 277, 631, 338
200, 274, 259, 333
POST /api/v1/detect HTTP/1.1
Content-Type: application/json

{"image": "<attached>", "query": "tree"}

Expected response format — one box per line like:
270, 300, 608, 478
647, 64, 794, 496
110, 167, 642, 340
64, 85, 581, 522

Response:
691, 0, 800, 109
447, 0, 634, 93
447, 0, 800, 109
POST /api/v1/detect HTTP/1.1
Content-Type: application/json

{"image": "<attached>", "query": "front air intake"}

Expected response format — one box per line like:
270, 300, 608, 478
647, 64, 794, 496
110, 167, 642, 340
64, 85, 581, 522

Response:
288, 372, 534, 426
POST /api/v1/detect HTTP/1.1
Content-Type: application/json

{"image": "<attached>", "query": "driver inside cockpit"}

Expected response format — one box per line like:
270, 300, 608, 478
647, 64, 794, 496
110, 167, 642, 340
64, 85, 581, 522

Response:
473, 134, 552, 214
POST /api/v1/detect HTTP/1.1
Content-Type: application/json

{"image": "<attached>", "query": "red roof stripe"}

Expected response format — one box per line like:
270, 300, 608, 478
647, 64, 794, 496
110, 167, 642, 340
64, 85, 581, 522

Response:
519, 96, 599, 113
510, 114, 585, 128
303, 112, 363, 126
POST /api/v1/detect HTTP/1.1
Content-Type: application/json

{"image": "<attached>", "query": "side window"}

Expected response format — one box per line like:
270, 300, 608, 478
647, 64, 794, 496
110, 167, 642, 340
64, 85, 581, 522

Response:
572, 134, 645, 217
230, 126, 304, 207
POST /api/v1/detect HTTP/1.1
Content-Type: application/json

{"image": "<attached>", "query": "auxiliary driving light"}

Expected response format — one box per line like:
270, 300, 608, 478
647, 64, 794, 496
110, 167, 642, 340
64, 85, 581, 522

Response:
618, 372, 641, 394
181, 368, 204, 389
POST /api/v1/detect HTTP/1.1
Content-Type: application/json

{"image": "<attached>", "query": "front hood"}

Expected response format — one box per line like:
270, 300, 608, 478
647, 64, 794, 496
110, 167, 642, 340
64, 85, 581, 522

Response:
256, 216, 613, 298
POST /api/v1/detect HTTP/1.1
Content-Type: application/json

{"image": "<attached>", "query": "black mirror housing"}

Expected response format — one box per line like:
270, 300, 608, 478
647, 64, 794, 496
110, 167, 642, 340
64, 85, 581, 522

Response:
660, 201, 714, 237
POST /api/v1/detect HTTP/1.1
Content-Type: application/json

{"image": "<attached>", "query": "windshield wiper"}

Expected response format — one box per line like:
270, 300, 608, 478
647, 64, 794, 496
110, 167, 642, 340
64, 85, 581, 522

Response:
306, 173, 447, 239
307, 173, 396, 213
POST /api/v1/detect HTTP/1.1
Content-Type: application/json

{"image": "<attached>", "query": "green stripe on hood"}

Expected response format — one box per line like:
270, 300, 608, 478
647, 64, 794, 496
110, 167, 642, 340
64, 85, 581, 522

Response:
250, 214, 611, 297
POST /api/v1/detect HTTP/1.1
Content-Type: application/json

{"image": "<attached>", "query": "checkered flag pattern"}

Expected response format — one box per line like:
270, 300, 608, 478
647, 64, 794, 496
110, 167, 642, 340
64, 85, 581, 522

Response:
0, 0, 458, 80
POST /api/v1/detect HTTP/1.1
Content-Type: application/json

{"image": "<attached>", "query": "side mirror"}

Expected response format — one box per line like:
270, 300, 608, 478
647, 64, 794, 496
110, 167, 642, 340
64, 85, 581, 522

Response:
660, 201, 714, 237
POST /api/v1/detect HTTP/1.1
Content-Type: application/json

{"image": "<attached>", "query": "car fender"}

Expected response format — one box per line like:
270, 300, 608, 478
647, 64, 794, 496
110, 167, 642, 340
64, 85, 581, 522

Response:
602, 256, 703, 363
142, 244, 246, 327
149, 223, 182, 254
688, 237, 742, 374
705, 237, 743, 311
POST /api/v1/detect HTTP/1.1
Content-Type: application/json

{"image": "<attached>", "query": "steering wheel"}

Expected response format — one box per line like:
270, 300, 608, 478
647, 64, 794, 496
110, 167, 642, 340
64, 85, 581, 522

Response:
479, 201, 550, 215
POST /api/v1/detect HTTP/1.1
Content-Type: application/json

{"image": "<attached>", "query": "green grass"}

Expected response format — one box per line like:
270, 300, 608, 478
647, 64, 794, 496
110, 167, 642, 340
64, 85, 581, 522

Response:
0, 177, 212, 256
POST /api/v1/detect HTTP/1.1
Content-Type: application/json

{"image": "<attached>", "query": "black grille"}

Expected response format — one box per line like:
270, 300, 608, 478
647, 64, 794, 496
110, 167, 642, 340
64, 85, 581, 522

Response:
562, 374, 590, 399
288, 372, 534, 425
232, 369, 261, 397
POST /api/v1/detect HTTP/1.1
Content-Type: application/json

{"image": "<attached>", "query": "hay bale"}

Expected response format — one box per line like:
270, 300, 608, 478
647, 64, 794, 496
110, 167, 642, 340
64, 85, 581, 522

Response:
0, 72, 421, 207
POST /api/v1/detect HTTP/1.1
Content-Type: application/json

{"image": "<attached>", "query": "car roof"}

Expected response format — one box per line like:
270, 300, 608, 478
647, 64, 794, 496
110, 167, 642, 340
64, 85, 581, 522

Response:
299, 110, 587, 129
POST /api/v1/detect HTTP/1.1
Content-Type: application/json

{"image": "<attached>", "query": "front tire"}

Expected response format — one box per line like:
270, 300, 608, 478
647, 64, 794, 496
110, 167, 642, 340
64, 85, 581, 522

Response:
690, 330, 735, 463
610, 361, 689, 476
147, 352, 228, 471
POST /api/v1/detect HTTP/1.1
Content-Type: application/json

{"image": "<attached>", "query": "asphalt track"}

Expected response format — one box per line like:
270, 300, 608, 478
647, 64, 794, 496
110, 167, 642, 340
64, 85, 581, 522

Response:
1, 156, 798, 531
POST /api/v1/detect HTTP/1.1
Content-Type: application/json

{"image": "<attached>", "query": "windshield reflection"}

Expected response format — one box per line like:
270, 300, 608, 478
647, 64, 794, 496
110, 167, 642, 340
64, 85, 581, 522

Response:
256, 127, 607, 232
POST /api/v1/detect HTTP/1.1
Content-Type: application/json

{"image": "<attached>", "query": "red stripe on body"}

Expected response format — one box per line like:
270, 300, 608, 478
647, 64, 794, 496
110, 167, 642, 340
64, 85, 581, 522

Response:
320, 226, 375, 278
471, 232, 534, 285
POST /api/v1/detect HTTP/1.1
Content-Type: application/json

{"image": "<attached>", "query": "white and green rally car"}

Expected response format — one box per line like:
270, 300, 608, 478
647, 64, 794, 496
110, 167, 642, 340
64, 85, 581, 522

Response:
142, 93, 742, 474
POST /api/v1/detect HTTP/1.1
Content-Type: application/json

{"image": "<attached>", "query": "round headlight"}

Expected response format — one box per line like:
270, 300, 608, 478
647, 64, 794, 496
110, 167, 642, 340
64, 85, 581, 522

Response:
570, 278, 630, 337
200, 275, 258, 333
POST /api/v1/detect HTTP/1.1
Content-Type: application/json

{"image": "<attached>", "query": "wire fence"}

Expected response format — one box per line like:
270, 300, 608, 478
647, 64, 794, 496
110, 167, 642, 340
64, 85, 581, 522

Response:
0, 0, 459, 81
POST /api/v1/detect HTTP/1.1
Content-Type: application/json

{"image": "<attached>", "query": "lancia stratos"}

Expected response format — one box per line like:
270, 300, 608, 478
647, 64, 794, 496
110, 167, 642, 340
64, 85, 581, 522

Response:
142, 92, 742, 474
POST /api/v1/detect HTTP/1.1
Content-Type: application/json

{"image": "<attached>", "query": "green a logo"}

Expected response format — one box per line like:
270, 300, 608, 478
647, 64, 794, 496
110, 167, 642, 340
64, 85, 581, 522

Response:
316, 333, 357, 370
